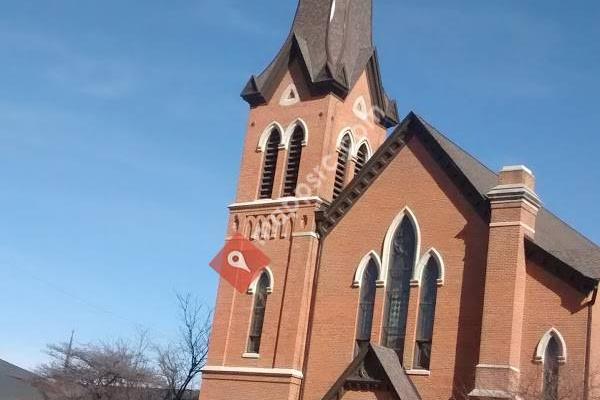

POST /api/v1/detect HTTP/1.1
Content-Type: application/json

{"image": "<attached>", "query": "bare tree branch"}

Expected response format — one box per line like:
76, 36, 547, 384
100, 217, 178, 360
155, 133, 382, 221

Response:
155, 293, 212, 400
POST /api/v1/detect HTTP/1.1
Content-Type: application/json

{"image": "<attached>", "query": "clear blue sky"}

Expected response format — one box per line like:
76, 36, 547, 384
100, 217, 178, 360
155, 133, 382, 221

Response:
1, 0, 599, 370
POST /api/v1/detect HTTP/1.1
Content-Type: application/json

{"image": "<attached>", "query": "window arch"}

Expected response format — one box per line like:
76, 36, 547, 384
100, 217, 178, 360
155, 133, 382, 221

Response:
534, 328, 567, 400
382, 217, 418, 359
543, 336, 560, 400
535, 328, 567, 364
259, 128, 281, 199
283, 126, 305, 197
414, 249, 445, 286
247, 267, 274, 294
353, 251, 383, 288
247, 271, 271, 354
413, 257, 440, 370
356, 259, 378, 348
354, 142, 370, 175
333, 133, 352, 200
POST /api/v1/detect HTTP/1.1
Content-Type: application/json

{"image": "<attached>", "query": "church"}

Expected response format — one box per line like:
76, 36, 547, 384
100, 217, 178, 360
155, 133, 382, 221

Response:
199, 1, 600, 399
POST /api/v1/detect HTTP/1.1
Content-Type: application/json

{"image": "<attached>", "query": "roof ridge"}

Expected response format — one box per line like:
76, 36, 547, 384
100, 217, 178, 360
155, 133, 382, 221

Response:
413, 112, 499, 178
539, 207, 600, 250
414, 113, 599, 251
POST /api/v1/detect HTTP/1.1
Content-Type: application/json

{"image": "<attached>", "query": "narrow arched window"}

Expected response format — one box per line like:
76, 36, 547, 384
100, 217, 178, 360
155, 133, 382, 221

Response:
383, 218, 417, 359
248, 272, 270, 353
356, 260, 378, 348
543, 336, 560, 400
413, 258, 439, 370
354, 143, 369, 176
259, 129, 281, 199
283, 126, 304, 197
333, 134, 351, 200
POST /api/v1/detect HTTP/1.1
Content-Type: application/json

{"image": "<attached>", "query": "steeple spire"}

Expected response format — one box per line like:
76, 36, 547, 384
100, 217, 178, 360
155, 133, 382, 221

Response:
241, 0, 398, 127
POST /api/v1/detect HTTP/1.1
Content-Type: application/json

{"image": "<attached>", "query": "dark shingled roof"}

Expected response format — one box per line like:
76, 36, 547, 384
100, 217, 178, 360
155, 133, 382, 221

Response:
0, 359, 44, 400
241, 0, 398, 127
322, 343, 421, 400
416, 115, 600, 282
319, 112, 600, 287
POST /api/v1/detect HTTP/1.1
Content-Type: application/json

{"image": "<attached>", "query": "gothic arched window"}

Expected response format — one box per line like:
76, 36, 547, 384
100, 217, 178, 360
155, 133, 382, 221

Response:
356, 259, 378, 347
413, 258, 440, 370
354, 143, 369, 176
259, 129, 281, 199
333, 133, 352, 200
283, 126, 305, 197
543, 336, 560, 400
383, 217, 417, 359
247, 272, 271, 354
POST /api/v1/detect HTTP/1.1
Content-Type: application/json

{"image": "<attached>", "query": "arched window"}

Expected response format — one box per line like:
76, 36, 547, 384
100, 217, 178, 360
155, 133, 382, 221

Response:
383, 218, 417, 359
354, 143, 369, 175
247, 272, 270, 354
356, 259, 378, 348
259, 129, 281, 199
333, 133, 352, 200
413, 258, 440, 370
283, 126, 304, 197
543, 336, 560, 400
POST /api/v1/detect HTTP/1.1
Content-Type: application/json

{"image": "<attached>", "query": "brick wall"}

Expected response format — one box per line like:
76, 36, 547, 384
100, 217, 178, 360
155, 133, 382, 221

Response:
235, 61, 387, 204
302, 135, 490, 400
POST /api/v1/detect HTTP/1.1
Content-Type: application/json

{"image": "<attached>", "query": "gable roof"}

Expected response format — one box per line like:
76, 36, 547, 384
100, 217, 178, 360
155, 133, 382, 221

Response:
0, 359, 44, 400
318, 112, 600, 290
240, 0, 398, 127
322, 343, 421, 400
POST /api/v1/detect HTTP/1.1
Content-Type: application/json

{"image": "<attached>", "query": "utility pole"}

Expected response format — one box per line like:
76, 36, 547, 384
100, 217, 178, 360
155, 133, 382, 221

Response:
64, 330, 75, 370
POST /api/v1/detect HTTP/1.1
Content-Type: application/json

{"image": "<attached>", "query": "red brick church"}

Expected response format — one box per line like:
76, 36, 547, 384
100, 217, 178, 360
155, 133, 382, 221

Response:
199, 1, 600, 399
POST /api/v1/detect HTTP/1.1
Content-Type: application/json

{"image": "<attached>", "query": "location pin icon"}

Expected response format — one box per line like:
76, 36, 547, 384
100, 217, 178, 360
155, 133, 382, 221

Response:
227, 251, 251, 273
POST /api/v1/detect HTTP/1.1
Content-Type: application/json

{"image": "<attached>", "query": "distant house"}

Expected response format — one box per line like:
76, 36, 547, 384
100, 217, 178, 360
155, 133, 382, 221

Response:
0, 359, 44, 400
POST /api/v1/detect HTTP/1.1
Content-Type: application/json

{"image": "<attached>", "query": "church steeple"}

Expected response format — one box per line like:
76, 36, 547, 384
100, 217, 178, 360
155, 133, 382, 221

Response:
242, 0, 398, 127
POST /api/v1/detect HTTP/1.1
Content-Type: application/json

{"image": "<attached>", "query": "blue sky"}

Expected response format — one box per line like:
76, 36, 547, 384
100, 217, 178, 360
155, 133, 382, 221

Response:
0, 0, 599, 370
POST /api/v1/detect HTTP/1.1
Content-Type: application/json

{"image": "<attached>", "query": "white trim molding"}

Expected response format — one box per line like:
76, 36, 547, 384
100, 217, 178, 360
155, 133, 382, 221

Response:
329, 0, 336, 22
282, 118, 308, 149
476, 363, 520, 373
336, 128, 356, 154
201, 366, 304, 379
353, 96, 369, 121
279, 83, 300, 106
257, 122, 285, 152
247, 267, 274, 295
381, 207, 422, 286
292, 231, 319, 239
502, 164, 534, 176
489, 221, 536, 236
242, 352, 260, 359
353, 251, 384, 288
468, 389, 514, 399
353, 138, 372, 159
413, 248, 445, 286
228, 196, 326, 211
535, 328, 567, 364
405, 369, 431, 376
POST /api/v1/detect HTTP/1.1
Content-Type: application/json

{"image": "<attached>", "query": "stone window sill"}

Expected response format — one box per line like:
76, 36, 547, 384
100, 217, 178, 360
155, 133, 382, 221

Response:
405, 369, 431, 376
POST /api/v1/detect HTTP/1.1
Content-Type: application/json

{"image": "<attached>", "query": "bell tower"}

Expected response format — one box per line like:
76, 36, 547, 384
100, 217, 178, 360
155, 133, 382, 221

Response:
199, 1, 397, 399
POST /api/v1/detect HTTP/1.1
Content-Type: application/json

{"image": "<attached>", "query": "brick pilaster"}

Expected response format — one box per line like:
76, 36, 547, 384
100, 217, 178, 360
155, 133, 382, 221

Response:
471, 166, 541, 399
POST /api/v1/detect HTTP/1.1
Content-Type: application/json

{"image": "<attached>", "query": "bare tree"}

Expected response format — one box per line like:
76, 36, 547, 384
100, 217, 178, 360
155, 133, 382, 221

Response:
453, 368, 600, 400
35, 333, 158, 400
156, 293, 212, 400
